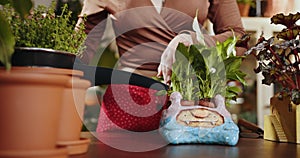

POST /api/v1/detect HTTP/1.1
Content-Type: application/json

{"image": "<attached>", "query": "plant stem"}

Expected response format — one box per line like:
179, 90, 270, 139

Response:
269, 47, 284, 68
293, 49, 300, 89
274, 71, 297, 89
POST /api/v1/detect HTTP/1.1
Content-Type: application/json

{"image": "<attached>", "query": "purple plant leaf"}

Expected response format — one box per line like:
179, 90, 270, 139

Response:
271, 12, 300, 28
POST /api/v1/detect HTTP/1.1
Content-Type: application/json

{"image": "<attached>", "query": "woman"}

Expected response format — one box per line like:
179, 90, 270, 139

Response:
76, 0, 246, 132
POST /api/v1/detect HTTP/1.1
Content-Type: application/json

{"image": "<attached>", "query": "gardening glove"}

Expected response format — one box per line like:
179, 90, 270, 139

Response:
157, 33, 193, 84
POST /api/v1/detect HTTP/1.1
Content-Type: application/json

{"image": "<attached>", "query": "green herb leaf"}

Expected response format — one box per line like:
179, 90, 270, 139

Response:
4, 2, 86, 55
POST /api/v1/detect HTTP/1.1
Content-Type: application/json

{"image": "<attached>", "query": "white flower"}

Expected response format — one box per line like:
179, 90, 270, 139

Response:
210, 67, 216, 74
192, 9, 205, 45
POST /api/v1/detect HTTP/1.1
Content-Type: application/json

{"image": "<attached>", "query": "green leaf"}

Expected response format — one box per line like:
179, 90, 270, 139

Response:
224, 57, 243, 73
176, 43, 189, 59
227, 86, 243, 94
170, 33, 246, 102
277, 28, 300, 40
4, 2, 86, 55
10, 0, 33, 18
0, 13, 15, 70
227, 71, 247, 85
216, 36, 236, 59
189, 44, 206, 72
226, 91, 238, 99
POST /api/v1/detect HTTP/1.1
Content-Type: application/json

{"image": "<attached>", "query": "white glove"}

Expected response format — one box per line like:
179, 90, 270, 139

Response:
157, 33, 193, 84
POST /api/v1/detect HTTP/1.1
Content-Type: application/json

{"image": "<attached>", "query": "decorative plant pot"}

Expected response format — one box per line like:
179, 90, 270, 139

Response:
264, 95, 299, 143
159, 92, 239, 146
0, 68, 69, 158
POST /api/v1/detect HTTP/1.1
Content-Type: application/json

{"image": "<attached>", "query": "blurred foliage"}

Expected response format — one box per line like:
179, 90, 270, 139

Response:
55, 0, 82, 23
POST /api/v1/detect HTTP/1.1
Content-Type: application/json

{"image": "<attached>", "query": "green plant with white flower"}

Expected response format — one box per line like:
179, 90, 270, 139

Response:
159, 13, 247, 105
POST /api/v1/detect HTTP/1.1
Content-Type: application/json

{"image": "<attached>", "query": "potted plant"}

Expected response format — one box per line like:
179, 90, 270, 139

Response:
236, 0, 255, 17
0, 1, 91, 157
168, 37, 246, 106
158, 15, 247, 145
245, 12, 300, 143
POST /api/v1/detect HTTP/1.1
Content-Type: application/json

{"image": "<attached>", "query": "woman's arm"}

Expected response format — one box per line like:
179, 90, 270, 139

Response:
75, 0, 110, 64
207, 0, 246, 55
157, 0, 246, 83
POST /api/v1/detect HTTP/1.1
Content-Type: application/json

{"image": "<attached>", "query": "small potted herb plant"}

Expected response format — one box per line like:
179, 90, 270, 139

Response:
245, 12, 300, 143
0, 1, 90, 157
3, 2, 86, 69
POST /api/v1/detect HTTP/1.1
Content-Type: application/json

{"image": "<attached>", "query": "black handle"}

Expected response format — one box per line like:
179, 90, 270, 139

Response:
73, 61, 169, 91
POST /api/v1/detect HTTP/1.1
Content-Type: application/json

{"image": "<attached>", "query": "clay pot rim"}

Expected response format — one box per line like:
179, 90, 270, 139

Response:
56, 137, 90, 146
0, 69, 70, 86
57, 138, 90, 155
180, 99, 216, 108
0, 147, 68, 157
7, 66, 84, 77
180, 100, 196, 106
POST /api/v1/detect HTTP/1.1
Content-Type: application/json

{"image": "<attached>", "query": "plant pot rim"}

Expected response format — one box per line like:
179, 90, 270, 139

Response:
180, 100, 196, 106
0, 69, 70, 86
0, 147, 68, 158
180, 99, 216, 108
10, 47, 76, 69
7, 66, 84, 77
57, 138, 90, 155
15, 47, 75, 56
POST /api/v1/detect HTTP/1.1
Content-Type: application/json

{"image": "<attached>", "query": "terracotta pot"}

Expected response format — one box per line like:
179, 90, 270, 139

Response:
9, 66, 92, 155
0, 68, 69, 157
180, 99, 216, 108
198, 99, 216, 108
180, 100, 196, 106
238, 3, 251, 17
56, 76, 91, 155
57, 77, 91, 141
9, 66, 83, 77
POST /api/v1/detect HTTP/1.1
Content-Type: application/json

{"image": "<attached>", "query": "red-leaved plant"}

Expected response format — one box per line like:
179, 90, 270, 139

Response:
245, 12, 300, 105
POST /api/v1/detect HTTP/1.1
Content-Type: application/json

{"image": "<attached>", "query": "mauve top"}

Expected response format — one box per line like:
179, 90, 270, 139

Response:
78, 0, 246, 72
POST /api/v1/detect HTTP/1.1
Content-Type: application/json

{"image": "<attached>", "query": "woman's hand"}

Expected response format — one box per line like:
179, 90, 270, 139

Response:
157, 33, 193, 84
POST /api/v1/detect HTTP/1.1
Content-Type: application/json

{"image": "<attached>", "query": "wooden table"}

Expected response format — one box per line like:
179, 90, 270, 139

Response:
71, 132, 300, 158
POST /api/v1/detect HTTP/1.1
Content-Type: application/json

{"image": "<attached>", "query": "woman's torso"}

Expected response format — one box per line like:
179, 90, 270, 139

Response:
106, 0, 211, 75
